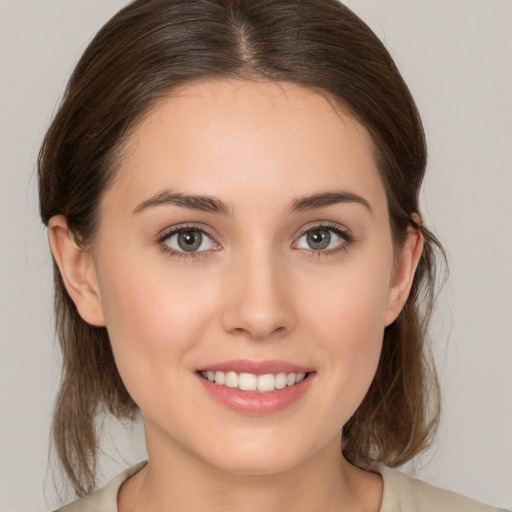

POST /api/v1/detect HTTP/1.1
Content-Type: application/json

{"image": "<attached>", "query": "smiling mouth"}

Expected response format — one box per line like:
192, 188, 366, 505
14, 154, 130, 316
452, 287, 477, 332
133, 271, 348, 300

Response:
199, 370, 309, 393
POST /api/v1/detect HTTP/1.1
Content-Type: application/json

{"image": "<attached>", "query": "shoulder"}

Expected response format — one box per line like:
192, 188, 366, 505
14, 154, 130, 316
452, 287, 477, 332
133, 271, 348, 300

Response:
379, 465, 506, 512
53, 461, 147, 512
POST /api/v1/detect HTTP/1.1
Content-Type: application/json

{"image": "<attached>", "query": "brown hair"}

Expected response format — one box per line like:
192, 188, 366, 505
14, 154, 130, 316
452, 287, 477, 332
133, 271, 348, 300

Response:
39, 0, 444, 496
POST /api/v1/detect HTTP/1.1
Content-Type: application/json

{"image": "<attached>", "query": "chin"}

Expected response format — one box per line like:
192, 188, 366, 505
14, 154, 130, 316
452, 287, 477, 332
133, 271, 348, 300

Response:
190, 426, 330, 477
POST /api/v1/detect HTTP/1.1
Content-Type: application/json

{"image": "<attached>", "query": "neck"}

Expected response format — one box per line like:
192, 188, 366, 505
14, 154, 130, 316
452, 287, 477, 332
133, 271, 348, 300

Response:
118, 425, 382, 512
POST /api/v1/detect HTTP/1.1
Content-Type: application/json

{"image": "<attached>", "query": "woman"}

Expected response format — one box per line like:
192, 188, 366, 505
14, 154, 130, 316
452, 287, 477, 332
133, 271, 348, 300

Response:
38, 0, 505, 510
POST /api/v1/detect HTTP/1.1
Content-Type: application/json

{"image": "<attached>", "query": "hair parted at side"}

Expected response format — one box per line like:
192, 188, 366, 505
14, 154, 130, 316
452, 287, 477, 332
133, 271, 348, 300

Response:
39, 0, 445, 496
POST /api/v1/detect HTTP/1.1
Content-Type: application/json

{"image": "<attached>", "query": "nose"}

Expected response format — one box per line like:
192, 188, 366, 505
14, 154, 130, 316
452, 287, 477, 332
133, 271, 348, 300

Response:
220, 249, 297, 341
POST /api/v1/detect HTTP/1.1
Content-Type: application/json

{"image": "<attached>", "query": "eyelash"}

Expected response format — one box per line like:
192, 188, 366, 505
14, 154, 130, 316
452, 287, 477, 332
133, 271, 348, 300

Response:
156, 222, 353, 261
293, 222, 353, 258
156, 224, 220, 261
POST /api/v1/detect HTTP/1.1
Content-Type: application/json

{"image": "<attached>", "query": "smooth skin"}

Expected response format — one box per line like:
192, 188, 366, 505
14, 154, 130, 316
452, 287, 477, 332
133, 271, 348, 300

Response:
49, 79, 423, 512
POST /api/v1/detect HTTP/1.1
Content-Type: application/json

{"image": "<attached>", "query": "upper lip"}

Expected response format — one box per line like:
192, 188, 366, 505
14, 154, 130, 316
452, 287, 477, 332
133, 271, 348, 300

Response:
197, 359, 314, 375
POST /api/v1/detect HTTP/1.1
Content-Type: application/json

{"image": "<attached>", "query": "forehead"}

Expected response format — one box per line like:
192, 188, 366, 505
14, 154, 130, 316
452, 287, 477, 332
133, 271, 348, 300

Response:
108, 79, 385, 214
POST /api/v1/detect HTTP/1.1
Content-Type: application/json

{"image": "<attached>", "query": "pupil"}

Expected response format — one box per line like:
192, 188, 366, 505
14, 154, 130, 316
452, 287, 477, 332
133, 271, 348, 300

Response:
178, 230, 202, 251
307, 229, 330, 250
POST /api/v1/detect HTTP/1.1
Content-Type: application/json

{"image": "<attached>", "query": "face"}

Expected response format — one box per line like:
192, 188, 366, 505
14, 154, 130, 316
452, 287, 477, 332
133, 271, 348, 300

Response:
75, 80, 416, 475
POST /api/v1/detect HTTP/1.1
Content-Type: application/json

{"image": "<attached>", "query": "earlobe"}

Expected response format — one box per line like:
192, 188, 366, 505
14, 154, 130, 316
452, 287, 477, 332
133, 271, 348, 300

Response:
48, 215, 106, 327
384, 224, 424, 326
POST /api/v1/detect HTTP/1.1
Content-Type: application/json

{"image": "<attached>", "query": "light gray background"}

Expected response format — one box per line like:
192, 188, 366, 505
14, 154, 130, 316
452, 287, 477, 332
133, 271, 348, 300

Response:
1, 0, 511, 510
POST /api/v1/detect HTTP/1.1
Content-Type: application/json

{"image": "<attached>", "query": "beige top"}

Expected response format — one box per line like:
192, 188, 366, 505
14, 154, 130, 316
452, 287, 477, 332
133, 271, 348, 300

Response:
55, 461, 505, 512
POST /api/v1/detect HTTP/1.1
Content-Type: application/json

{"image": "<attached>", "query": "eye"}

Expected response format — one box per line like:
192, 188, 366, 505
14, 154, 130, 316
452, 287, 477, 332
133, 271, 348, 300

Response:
294, 225, 351, 252
162, 227, 217, 253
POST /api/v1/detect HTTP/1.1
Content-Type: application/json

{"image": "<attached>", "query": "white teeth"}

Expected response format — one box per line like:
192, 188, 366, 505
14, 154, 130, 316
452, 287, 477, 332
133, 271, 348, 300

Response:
238, 373, 257, 391
286, 373, 296, 386
202, 370, 309, 392
225, 371, 239, 388
257, 373, 275, 392
275, 373, 287, 389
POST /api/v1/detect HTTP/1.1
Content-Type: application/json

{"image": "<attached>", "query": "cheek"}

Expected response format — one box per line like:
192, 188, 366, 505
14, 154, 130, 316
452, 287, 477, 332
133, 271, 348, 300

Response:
99, 242, 211, 336
96, 253, 217, 405
304, 257, 390, 345
301, 257, 392, 402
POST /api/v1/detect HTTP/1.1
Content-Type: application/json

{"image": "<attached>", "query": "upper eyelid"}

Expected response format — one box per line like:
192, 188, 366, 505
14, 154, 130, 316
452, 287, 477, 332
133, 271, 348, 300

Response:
156, 223, 218, 244
295, 221, 351, 239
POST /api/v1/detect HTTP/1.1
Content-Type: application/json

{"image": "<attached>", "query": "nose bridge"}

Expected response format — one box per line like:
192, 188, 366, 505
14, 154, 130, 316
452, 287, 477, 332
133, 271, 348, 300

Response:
221, 239, 296, 340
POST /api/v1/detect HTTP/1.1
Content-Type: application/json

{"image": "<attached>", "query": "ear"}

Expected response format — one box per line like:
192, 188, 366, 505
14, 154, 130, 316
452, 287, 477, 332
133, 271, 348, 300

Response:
48, 215, 106, 326
384, 222, 423, 326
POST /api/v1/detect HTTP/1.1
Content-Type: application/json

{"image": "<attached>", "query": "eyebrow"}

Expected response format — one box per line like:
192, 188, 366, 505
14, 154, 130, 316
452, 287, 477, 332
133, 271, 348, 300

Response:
132, 189, 372, 216
132, 190, 233, 216
289, 190, 372, 214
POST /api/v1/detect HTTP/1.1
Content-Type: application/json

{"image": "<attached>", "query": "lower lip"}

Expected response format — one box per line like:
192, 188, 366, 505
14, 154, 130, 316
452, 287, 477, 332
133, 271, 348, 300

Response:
197, 373, 315, 414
